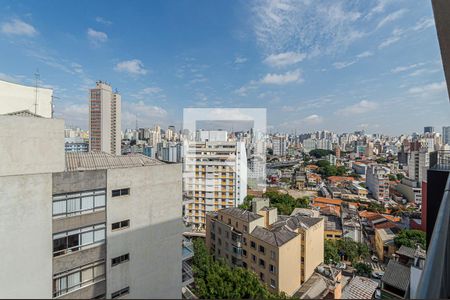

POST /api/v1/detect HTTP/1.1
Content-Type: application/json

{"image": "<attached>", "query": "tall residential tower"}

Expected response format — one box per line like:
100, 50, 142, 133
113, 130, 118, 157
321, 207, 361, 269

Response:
89, 81, 121, 155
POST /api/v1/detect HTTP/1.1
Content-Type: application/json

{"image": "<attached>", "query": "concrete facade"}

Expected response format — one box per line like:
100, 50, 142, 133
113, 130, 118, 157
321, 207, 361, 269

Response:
106, 163, 183, 299
0, 116, 65, 299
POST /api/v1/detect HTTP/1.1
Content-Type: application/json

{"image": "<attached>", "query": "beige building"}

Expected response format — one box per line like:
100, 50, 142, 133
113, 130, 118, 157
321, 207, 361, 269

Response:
89, 81, 121, 155
374, 227, 398, 262
205, 198, 324, 296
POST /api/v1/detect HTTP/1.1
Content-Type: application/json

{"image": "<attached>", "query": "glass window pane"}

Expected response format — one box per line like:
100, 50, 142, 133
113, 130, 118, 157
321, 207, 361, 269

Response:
94, 264, 105, 278
67, 234, 80, 250
94, 229, 105, 242
94, 194, 105, 207
81, 268, 93, 283
67, 272, 81, 291
81, 196, 94, 211
81, 231, 93, 246
53, 201, 66, 216
67, 198, 81, 214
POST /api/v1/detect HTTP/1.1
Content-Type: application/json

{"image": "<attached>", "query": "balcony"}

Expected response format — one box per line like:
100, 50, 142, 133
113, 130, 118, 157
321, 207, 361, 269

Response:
414, 174, 449, 299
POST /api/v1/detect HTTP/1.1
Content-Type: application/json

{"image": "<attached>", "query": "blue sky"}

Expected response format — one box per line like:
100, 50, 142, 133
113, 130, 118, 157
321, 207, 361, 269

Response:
0, 0, 449, 135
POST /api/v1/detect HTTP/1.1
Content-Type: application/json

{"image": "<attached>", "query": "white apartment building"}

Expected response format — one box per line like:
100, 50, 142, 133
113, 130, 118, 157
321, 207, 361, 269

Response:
408, 148, 429, 184
89, 81, 121, 155
442, 126, 450, 145
0, 114, 182, 299
272, 136, 286, 156
366, 165, 390, 202
183, 134, 247, 231
0, 79, 53, 118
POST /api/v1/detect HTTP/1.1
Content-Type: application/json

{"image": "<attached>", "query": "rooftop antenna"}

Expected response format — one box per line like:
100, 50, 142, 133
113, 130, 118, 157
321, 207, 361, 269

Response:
34, 69, 40, 114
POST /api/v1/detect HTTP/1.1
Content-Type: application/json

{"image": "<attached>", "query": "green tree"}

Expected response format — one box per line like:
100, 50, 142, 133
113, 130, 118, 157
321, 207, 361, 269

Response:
394, 229, 426, 249
263, 191, 310, 215
353, 262, 373, 276
388, 174, 397, 181
309, 149, 334, 158
396, 173, 405, 181
324, 240, 340, 263
192, 239, 287, 299
366, 202, 385, 213
239, 195, 254, 210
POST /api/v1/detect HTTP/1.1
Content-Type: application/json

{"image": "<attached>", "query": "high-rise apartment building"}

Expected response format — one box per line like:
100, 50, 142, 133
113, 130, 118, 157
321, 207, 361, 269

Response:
408, 148, 430, 183
366, 165, 390, 201
424, 126, 435, 134
205, 198, 324, 296
89, 81, 121, 155
442, 126, 450, 145
1, 114, 182, 299
272, 136, 286, 156
183, 132, 247, 231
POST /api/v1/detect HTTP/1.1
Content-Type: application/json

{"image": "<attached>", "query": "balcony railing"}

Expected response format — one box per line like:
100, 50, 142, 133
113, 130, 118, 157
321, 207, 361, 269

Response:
414, 175, 450, 299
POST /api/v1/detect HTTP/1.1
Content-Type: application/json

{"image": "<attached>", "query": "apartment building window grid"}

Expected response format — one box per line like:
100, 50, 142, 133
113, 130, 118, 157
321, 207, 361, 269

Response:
112, 253, 130, 267
53, 223, 106, 257
111, 287, 130, 299
52, 189, 106, 218
112, 220, 130, 231
53, 260, 105, 297
112, 188, 130, 197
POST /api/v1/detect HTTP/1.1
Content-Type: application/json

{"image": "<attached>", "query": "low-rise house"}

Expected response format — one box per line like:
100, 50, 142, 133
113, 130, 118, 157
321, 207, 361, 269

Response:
295, 265, 342, 299
342, 276, 378, 299
381, 260, 411, 298
374, 227, 400, 262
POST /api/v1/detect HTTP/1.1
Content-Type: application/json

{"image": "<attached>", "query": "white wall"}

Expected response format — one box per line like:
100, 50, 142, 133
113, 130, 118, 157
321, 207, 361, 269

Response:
0, 116, 65, 176
106, 163, 182, 299
0, 79, 52, 118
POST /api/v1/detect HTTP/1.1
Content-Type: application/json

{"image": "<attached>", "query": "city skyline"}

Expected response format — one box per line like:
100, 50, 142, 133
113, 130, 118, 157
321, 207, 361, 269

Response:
0, 0, 449, 135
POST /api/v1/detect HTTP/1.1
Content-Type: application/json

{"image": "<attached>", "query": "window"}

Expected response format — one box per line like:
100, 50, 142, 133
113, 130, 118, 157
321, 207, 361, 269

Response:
112, 254, 130, 267
269, 264, 276, 274
53, 260, 105, 297
270, 251, 276, 260
243, 262, 247, 268
252, 254, 256, 262
243, 237, 247, 245
235, 221, 239, 228
228, 218, 231, 225
270, 279, 276, 288
52, 189, 106, 218
218, 238, 222, 246
218, 227, 222, 235
111, 188, 130, 197
242, 249, 247, 257
112, 220, 130, 231
111, 287, 130, 299
260, 272, 265, 281
53, 224, 106, 257
301, 257, 304, 263
259, 258, 265, 268
243, 225, 248, 232
251, 241, 256, 249
326, 234, 333, 238
259, 245, 265, 254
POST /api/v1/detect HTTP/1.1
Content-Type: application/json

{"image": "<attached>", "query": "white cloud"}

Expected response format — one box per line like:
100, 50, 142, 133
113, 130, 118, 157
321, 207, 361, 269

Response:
234, 81, 258, 96
95, 16, 112, 25
260, 69, 302, 85
87, 28, 108, 46
378, 34, 401, 49
333, 60, 357, 69
303, 114, 323, 125
114, 59, 148, 75
413, 17, 434, 32
391, 62, 425, 73
264, 51, 306, 67
357, 51, 373, 58
252, 0, 365, 56
132, 86, 165, 100
408, 81, 447, 94
366, 0, 390, 19
234, 56, 248, 64
1, 18, 37, 36
55, 103, 89, 127
122, 101, 168, 128
376, 9, 407, 30
0, 72, 23, 83
336, 99, 378, 115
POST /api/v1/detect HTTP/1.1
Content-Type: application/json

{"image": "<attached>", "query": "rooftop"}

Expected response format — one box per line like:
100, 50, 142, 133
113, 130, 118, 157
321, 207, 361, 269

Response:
376, 227, 398, 242
396, 245, 426, 259
313, 197, 343, 206
3, 109, 43, 118
220, 207, 263, 223
322, 214, 343, 231
65, 152, 163, 171
251, 225, 298, 247
342, 276, 378, 299
382, 260, 411, 292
